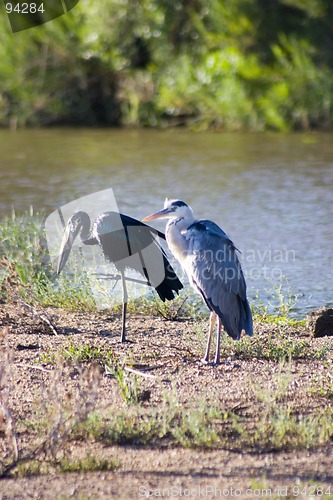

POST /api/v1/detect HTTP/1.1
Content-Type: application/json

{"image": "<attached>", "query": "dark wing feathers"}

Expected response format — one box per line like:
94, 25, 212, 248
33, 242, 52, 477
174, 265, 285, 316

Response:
95, 212, 183, 301
119, 213, 166, 240
58, 211, 182, 301
185, 220, 252, 339
154, 252, 183, 301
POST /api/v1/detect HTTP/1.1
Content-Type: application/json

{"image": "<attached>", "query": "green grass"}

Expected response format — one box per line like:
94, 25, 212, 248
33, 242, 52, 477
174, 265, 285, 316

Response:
256, 314, 306, 329
251, 277, 303, 320
14, 455, 119, 477
310, 367, 333, 399
39, 343, 117, 366
80, 396, 226, 448
59, 455, 118, 473
71, 369, 333, 452
0, 210, 96, 310
2, 341, 333, 479
74, 380, 333, 452
218, 333, 329, 362
9, 379, 333, 471
237, 405, 333, 452
62, 344, 115, 365
105, 363, 144, 405
127, 292, 205, 320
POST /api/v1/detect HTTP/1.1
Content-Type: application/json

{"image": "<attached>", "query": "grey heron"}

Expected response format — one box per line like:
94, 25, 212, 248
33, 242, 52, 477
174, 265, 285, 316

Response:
57, 210, 183, 342
143, 199, 253, 364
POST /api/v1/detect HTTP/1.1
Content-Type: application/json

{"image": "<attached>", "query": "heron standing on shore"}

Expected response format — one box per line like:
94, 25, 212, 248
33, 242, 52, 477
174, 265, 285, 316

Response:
143, 199, 253, 364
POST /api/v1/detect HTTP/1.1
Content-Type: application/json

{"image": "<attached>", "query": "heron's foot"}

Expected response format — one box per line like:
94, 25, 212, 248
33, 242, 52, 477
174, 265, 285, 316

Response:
120, 337, 135, 344
201, 357, 221, 366
201, 357, 215, 366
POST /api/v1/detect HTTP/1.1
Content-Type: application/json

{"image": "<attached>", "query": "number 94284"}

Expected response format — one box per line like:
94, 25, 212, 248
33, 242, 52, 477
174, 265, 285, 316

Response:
293, 485, 332, 497
5, 3, 45, 14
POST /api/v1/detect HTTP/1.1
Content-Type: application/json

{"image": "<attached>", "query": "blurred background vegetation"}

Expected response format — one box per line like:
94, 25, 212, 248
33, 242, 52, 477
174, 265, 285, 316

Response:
0, 0, 333, 131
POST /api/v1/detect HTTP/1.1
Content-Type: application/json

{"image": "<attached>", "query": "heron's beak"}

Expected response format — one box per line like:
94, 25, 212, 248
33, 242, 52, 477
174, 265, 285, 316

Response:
56, 226, 76, 274
142, 208, 171, 222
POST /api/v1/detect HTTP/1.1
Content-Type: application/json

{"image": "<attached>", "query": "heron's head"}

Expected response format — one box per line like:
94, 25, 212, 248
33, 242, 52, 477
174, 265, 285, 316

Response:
142, 199, 193, 222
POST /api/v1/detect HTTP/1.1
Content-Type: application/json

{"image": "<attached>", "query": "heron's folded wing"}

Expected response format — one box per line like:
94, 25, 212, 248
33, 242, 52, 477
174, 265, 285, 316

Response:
184, 221, 251, 338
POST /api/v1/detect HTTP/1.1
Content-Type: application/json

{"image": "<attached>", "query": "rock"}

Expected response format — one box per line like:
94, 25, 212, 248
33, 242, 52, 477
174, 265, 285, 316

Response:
306, 307, 333, 338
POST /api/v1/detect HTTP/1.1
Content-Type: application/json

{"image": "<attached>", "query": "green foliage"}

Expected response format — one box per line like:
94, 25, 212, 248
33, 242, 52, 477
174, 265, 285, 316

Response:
157, 49, 259, 130
271, 35, 333, 129
14, 455, 118, 476
1, 0, 333, 129
238, 367, 333, 451
252, 276, 302, 318
0, 208, 46, 284
0, 210, 96, 309
83, 391, 225, 448
241, 403, 333, 451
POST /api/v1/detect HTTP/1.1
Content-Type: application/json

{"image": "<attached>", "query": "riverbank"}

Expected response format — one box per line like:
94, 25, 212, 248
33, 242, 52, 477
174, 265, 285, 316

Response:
1, 300, 332, 496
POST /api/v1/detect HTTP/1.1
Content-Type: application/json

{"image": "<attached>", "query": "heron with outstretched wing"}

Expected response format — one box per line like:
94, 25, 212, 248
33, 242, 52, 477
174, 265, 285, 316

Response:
57, 210, 183, 342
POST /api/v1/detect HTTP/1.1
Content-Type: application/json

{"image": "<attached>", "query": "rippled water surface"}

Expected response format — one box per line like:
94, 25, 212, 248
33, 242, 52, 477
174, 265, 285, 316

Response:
0, 128, 332, 316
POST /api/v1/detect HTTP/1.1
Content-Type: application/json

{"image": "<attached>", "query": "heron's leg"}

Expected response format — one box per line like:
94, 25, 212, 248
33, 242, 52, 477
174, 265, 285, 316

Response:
201, 312, 216, 364
120, 270, 128, 343
214, 318, 222, 365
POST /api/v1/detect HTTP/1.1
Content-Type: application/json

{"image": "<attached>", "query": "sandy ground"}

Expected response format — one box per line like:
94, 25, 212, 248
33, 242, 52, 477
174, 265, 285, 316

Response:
0, 301, 333, 499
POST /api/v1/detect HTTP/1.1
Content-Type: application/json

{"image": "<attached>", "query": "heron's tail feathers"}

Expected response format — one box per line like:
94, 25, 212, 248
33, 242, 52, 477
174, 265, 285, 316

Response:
242, 297, 253, 337
205, 294, 253, 340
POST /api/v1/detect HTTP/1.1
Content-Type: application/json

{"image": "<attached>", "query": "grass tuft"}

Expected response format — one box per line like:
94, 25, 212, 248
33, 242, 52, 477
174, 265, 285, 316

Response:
106, 363, 143, 405
219, 333, 329, 362
310, 367, 333, 399
62, 344, 115, 365
59, 455, 118, 473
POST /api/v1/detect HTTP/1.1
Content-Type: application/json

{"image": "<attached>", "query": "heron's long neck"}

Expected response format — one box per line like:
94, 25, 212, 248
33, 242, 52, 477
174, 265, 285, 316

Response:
79, 212, 92, 242
166, 216, 195, 264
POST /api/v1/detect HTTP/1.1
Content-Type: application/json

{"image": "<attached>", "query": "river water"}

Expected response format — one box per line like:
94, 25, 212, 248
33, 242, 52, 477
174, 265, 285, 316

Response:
0, 128, 332, 316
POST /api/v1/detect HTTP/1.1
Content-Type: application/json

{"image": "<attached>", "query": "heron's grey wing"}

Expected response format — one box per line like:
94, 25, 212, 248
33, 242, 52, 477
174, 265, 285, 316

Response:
187, 219, 238, 250
184, 221, 252, 339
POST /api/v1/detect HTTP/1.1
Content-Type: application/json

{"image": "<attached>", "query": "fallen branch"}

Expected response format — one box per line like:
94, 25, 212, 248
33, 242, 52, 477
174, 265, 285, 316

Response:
15, 363, 52, 373
124, 365, 156, 379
